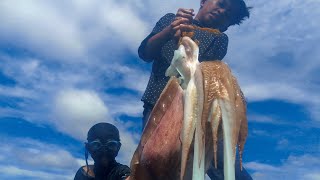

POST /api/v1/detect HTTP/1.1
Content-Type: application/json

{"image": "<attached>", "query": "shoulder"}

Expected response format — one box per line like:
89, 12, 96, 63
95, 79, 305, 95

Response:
151, 13, 175, 34
109, 163, 131, 179
157, 13, 175, 23
207, 30, 228, 44
114, 163, 131, 174
118, 163, 130, 169
219, 32, 228, 42
74, 165, 94, 180
214, 32, 228, 46
163, 13, 175, 18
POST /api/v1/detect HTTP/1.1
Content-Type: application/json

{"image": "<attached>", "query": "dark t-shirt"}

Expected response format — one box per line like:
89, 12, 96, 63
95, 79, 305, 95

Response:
74, 163, 130, 180
138, 13, 228, 106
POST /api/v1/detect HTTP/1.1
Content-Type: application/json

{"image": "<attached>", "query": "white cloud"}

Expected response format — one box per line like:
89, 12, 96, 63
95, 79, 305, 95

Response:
52, 88, 140, 165
245, 154, 320, 180
0, 54, 91, 92
0, 137, 81, 179
18, 148, 75, 168
115, 121, 141, 165
0, 52, 142, 166
250, 129, 270, 137
242, 83, 308, 103
0, 0, 86, 61
276, 138, 289, 150
139, 0, 199, 21
0, 86, 35, 98
103, 93, 144, 117
19, 59, 40, 77
5, 0, 318, 126
0, 53, 147, 121
225, 0, 320, 121
1, 0, 318, 112
0, 0, 151, 61
52, 88, 109, 140
0, 166, 72, 180
246, 162, 281, 172
304, 173, 320, 180
248, 114, 277, 124
109, 64, 150, 93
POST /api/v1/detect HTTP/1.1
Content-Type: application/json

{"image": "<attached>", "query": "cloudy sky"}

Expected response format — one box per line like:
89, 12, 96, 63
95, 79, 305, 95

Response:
0, 0, 319, 179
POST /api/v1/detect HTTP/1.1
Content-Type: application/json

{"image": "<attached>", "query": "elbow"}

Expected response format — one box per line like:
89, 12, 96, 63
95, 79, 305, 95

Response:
138, 47, 153, 62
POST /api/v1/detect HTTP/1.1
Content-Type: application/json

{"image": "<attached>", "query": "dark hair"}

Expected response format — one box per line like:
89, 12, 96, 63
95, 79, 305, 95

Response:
87, 122, 120, 142
228, 0, 251, 26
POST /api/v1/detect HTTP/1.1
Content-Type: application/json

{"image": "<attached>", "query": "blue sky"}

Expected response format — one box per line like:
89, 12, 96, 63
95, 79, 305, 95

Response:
0, 0, 319, 179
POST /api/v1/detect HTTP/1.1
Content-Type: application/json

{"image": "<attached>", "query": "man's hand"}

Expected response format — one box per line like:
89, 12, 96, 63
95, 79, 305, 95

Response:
141, 9, 195, 60
176, 8, 195, 22
169, 8, 195, 40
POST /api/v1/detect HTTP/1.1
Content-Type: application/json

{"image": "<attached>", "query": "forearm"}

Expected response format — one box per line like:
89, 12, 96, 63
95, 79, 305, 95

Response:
143, 26, 172, 60
139, 11, 194, 61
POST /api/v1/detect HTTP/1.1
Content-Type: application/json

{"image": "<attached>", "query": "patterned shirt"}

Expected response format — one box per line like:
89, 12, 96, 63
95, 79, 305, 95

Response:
139, 13, 228, 106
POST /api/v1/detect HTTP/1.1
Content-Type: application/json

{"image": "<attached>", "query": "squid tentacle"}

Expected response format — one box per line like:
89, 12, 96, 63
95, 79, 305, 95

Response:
192, 66, 205, 180
209, 99, 222, 169
218, 99, 236, 180
165, 37, 248, 180
180, 84, 197, 180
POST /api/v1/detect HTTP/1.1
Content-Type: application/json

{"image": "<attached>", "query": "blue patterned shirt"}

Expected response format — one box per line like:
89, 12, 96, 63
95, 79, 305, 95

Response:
139, 13, 228, 106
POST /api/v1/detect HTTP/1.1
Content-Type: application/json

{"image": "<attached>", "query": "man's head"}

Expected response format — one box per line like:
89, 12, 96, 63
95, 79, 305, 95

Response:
85, 123, 121, 167
196, 0, 250, 31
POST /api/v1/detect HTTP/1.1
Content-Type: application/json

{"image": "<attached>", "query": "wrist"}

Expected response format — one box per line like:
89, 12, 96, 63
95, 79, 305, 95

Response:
163, 26, 175, 40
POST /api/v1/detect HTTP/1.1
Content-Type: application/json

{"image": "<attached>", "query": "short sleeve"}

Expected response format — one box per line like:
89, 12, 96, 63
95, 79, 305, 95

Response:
138, 13, 175, 61
150, 13, 175, 34
74, 167, 88, 180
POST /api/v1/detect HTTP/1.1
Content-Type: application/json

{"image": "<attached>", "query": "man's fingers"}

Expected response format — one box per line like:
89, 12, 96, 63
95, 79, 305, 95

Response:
170, 16, 195, 38
173, 24, 195, 32
176, 12, 194, 21
179, 24, 195, 32
171, 18, 190, 27
177, 8, 195, 16
176, 8, 195, 22
174, 29, 181, 39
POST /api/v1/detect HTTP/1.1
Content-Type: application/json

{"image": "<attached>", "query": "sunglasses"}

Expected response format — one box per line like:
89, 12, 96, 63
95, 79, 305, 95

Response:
87, 139, 121, 152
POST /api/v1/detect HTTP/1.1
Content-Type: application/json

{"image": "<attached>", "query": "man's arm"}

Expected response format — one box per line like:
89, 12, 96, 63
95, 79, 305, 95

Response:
139, 9, 195, 61
143, 19, 194, 60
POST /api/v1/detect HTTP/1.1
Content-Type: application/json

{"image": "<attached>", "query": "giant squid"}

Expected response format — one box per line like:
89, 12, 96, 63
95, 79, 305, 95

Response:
130, 36, 248, 180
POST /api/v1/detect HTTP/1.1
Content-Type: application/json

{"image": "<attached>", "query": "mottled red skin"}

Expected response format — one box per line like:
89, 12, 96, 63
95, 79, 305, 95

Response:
130, 62, 248, 179
130, 78, 184, 180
